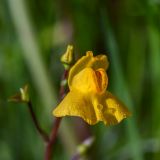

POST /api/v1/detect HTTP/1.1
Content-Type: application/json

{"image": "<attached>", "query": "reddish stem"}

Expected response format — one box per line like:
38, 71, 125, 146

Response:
44, 68, 69, 160
59, 69, 69, 100
45, 117, 62, 160
27, 101, 49, 143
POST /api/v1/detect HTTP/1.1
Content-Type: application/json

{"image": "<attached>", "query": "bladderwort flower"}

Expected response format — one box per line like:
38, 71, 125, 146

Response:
53, 51, 131, 125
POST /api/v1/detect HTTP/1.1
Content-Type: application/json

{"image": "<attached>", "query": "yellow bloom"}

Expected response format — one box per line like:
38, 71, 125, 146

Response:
53, 51, 131, 125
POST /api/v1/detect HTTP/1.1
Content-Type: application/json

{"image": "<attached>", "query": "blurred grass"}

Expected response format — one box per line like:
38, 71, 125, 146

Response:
0, 0, 160, 159
100, 7, 143, 160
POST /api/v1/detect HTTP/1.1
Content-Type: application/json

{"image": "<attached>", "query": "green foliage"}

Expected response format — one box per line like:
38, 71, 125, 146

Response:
0, 0, 160, 159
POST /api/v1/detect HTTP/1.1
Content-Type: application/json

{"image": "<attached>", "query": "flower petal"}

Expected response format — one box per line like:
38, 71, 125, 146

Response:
53, 90, 131, 126
95, 68, 108, 93
70, 67, 108, 93
53, 90, 97, 125
102, 91, 131, 125
68, 51, 109, 88
89, 53, 109, 71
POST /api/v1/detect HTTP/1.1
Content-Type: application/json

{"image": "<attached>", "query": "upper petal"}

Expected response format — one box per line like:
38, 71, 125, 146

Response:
70, 67, 108, 94
68, 51, 109, 88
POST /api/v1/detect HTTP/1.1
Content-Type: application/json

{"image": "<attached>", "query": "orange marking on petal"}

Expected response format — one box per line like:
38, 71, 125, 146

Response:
95, 69, 108, 93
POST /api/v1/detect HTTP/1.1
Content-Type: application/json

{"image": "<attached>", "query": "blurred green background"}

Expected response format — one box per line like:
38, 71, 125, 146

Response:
0, 0, 160, 159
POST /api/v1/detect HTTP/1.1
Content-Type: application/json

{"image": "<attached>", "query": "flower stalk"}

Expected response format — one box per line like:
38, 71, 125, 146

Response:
44, 68, 70, 160
27, 101, 50, 143
44, 45, 73, 160
45, 117, 62, 160
8, 85, 50, 143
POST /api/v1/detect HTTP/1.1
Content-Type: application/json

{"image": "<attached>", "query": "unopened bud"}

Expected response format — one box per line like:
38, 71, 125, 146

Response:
20, 85, 29, 102
8, 84, 30, 103
61, 45, 74, 66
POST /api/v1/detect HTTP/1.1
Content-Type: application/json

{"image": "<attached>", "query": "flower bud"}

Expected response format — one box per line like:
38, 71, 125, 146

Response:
8, 84, 30, 103
61, 45, 74, 66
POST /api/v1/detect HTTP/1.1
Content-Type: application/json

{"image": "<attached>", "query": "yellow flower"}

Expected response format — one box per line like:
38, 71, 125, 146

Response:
53, 51, 131, 125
